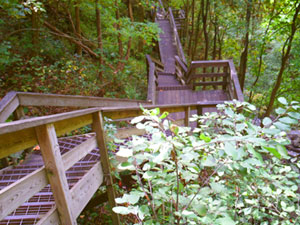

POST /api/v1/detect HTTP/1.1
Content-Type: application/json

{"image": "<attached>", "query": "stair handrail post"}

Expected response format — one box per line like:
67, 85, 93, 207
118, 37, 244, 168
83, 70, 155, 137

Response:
168, 7, 187, 65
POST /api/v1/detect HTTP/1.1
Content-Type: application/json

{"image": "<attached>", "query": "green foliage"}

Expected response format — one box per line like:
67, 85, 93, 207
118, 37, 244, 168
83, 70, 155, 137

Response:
113, 99, 300, 224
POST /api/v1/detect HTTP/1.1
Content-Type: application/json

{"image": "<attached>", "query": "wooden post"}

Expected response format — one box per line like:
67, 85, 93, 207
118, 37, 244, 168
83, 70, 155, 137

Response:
223, 66, 228, 90
184, 106, 190, 127
35, 124, 76, 225
13, 106, 25, 120
197, 106, 203, 127
92, 111, 121, 225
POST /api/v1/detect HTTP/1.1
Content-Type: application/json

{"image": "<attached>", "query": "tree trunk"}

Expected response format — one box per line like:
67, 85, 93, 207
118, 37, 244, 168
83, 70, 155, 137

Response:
115, 0, 123, 59
191, 5, 201, 60
238, 0, 252, 91
187, 0, 195, 57
265, 1, 300, 117
201, 0, 210, 60
31, 10, 39, 53
95, 0, 103, 82
75, 0, 82, 56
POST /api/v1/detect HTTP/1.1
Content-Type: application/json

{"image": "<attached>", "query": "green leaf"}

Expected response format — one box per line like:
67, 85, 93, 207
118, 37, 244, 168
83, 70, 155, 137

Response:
216, 215, 236, 225
288, 112, 300, 120
279, 117, 298, 124
263, 146, 281, 159
131, 116, 145, 124
224, 142, 238, 159
202, 155, 217, 167
275, 107, 285, 114
194, 204, 207, 217
113, 206, 131, 215
247, 144, 263, 163
278, 97, 288, 105
118, 162, 135, 171
116, 147, 133, 157
262, 117, 272, 126
276, 145, 288, 159
159, 111, 169, 119
200, 133, 211, 143
210, 182, 226, 193
273, 121, 290, 131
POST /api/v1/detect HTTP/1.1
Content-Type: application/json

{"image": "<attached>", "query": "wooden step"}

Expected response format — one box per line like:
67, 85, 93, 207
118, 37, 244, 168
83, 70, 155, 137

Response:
157, 85, 192, 91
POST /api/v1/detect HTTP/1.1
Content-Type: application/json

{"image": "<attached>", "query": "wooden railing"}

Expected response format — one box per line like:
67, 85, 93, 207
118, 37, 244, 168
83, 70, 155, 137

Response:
146, 55, 157, 104
168, 8, 187, 65
185, 59, 244, 101
0, 91, 151, 123
0, 107, 120, 225
0, 90, 229, 224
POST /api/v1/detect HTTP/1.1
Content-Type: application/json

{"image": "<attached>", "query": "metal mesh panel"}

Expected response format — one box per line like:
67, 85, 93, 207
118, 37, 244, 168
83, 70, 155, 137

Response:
0, 133, 100, 225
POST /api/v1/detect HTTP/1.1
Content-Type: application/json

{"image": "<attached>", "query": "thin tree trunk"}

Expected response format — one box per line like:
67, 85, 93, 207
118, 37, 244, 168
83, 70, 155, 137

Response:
238, 0, 252, 91
115, 0, 123, 59
125, 0, 133, 61
191, 5, 201, 60
183, 0, 190, 49
95, 0, 103, 82
75, 0, 82, 56
201, 0, 210, 60
265, 1, 300, 117
188, 0, 195, 57
31, 10, 39, 53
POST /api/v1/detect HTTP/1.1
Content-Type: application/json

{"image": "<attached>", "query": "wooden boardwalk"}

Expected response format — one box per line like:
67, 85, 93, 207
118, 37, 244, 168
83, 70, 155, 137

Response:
155, 13, 232, 119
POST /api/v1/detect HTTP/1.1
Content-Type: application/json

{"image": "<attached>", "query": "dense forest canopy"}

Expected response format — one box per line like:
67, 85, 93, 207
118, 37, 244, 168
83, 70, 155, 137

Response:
0, 0, 299, 116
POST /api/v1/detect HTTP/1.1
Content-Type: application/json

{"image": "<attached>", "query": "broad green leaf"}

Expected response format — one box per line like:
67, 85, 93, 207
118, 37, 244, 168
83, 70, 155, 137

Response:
247, 144, 263, 163
210, 182, 226, 193
138, 205, 150, 220
262, 117, 272, 126
194, 204, 207, 216
288, 112, 300, 120
131, 116, 145, 124
278, 97, 288, 105
159, 111, 169, 119
202, 155, 217, 167
113, 206, 131, 215
118, 162, 135, 171
224, 142, 238, 159
215, 215, 236, 225
275, 107, 285, 114
263, 146, 281, 159
273, 121, 290, 131
276, 145, 288, 159
279, 117, 298, 124
116, 147, 133, 157
200, 133, 211, 143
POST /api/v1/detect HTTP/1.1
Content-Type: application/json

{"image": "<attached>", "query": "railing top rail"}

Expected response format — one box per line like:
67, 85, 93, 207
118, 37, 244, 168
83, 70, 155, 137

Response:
158, 0, 166, 14
0, 101, 228, 135
0, 107, 100, 135
228, 59, 244, 102
168, 8, 187, 65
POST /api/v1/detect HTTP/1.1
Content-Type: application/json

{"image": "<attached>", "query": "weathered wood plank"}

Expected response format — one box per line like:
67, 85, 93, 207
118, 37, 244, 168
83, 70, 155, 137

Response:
0, 91, 19, 123
13, 106, 25, 120
0, 107, 97, 135
228, 59, 244, 101
93, 112, 120, 225
184, 106, 190, 127
36, 207, 60, 225
17, 92, 149, 108
190, 72, 227, 79
70, 161, 103, 218
146, 57, 156, 104
194, 81, 226, 86
35, 124, 76, 225
0, 167, 48, 220
169, 8, 187, 65
0, 113, 93, 159
190, 60, 229, 68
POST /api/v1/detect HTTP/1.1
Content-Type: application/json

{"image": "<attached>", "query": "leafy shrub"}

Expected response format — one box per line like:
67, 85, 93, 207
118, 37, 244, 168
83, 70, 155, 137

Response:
113, 99, 300, 224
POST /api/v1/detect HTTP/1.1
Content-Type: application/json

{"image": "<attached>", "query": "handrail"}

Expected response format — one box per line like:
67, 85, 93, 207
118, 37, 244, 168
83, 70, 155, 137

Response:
157, 0, 166, 15
168, 8, 187, 65
146, 55, 157, 104
0, 91, 19, 123
0, 92, 152, 124
228, 59, 244, 102
0, 107, 121, 224
184, 60, 244, 101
